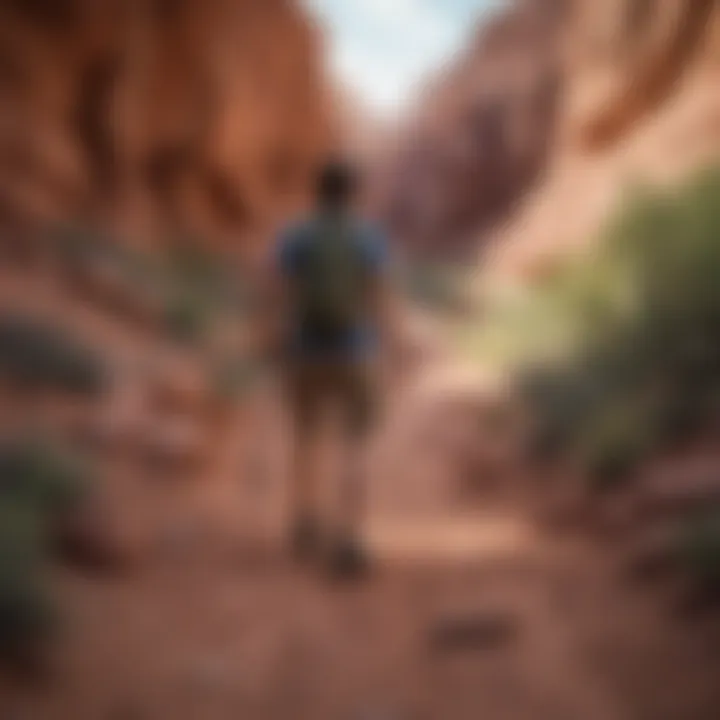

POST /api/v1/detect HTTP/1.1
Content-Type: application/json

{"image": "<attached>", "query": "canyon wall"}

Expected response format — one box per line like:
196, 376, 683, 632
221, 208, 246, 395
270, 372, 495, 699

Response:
377, 0, 568, 259
0, 0, 334, 253
491, 0, 720, 278
378, 0, 720, 273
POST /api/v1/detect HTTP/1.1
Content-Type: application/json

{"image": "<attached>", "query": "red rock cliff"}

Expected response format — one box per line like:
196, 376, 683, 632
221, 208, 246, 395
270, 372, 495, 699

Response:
491, 0, 720, 278
377, 0, 568, 259
0, 0, 335, 252
378, 0, 720, 270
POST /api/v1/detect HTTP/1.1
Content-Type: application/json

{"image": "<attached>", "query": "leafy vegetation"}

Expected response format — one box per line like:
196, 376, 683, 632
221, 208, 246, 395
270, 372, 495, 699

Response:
209, 355, 263, 404
400, 260, 471, 315
0, 437, 90, 668
677, 508, 720, 595
163, 290, 213, 344
51, 224, 249, 347
472, 166, 720, 485
0, 313, 107, 395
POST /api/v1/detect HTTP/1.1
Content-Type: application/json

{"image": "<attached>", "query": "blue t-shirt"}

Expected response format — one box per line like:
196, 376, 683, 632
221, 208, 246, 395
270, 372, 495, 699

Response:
275, 215, 388, 358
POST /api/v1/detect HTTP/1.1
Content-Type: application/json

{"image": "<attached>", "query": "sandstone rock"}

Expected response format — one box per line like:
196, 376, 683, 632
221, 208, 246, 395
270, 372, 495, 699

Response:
637, 462, 720, 520
53, 489, 136, 573
428, 609, 520, 653
80, 379, 146, 451
68, 258, 165, 331
377, 0, 720, 277
377, 0, 567, 258
0, 0, 334, 248
623, 527, 681, 585
488, 0, 720, 280
565, 0, 718, 151
138, 415, 209, 472
145, 364, 210, 418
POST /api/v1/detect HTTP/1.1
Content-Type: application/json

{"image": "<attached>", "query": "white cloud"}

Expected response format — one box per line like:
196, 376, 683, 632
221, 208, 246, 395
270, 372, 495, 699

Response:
304, 0, 468, 115
360, 0, 447, 33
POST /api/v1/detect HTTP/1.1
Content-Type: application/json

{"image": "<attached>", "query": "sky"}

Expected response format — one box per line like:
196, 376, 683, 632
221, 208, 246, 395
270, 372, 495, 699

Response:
303, 0, 504, 117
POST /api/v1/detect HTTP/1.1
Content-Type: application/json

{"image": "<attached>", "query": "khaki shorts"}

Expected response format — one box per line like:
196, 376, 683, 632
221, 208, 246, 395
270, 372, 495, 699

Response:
284, 359, 377, 437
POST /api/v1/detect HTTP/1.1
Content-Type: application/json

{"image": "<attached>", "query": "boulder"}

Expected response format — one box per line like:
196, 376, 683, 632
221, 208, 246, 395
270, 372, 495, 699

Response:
53, 489, 137, 573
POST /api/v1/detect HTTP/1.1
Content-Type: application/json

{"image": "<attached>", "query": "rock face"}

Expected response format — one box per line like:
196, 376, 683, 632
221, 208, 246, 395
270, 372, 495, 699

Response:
0, 0, 334, 252
490, 0, 720, 278
378, 0, 720, 268
564, 0, 718, 151
377, 0, 568, 259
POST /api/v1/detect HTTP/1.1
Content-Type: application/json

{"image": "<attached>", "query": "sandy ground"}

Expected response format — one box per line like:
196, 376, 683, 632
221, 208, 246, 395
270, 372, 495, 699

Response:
2, 271, 720, 720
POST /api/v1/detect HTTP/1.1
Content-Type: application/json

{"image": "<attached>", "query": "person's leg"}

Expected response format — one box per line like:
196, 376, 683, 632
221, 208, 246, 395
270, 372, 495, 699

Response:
338, 413, 369, 542
329, 361, 375, 577
287, 363, 323, 559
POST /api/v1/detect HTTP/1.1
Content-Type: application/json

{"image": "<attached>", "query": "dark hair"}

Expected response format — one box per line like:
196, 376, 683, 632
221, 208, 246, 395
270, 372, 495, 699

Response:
316, 159, 358, 206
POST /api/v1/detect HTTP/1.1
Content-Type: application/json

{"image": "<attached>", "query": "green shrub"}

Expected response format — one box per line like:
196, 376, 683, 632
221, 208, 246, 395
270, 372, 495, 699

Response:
165, 238, 233, 303
172, 243, 219, 284
677, 509, 720, 593
521, 366, 592, 461
497, 166, 720, 483
401, 261, 469, 314
0, 314, 107, 395
52, 224, 147, 272
0, 437, 89, 517
163, 291, 211, 344
0, 438, 89, 667
0, 559, 56, 668
582, 409, 652, 493
159, 237, 248, 344
51, 223, 105, 268
209, 356, 261, 403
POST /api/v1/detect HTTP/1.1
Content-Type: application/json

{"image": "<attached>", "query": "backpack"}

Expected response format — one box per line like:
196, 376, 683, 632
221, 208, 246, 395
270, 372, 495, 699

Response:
292, 214, 371, 341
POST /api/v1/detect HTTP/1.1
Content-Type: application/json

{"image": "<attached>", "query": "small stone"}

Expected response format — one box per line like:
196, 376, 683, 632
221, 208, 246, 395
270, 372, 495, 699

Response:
139, 417, 208, 472
428, 610, 519, 653
638, 464, 720, 519
146, 366, 210, 417
623, 530, 680, 584
53, 492, 135, 574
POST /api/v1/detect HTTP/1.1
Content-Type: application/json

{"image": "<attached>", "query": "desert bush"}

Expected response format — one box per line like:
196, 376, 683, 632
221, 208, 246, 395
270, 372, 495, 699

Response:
0, 437, 89, 517
159, 237, 248, 344
0, 314, 107, 395
53, 224, 151, 277
677, 508, 720, 594
581, 401, 656, 493
163, 290, 213, 344
495, 166, 720, 486
51, 224, 98, 267
0, 503, 56, 668
209, 356, 262, 403
401, 260, 470, 314
0, 561, 56, 669
0, 438, 89, 668
167, 237, 224, 287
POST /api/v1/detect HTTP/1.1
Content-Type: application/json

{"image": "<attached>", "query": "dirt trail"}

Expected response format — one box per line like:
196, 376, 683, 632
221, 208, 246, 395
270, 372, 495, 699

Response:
1, 290, 715, 720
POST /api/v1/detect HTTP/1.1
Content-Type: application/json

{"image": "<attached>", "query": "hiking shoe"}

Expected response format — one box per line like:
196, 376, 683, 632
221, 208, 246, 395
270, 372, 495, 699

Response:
289, 516, 322, 562
327, 537, 370, 581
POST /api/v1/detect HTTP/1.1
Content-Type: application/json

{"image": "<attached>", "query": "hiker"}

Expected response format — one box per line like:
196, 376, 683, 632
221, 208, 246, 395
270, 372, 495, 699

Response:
259, 158, 393, 577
